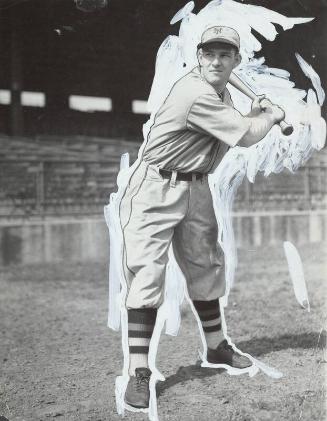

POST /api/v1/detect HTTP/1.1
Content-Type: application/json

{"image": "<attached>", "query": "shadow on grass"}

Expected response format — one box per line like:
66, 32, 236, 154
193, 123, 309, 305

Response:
157, 330, 326, 396
157, 363, 224, 397
237, 330, 326, 357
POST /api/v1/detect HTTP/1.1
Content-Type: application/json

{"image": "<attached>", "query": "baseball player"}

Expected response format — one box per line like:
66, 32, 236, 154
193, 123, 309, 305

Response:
119, 26, 285, 409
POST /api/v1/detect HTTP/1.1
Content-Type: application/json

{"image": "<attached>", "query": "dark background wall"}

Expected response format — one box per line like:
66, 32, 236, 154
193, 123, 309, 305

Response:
0, 0, 326, 140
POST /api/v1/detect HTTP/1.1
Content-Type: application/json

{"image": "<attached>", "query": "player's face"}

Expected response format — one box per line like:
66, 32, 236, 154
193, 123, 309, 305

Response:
198, 43, 241, 91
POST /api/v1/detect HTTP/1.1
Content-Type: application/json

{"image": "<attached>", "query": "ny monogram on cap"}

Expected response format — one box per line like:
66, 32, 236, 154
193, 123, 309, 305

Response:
198, 26, 240, 50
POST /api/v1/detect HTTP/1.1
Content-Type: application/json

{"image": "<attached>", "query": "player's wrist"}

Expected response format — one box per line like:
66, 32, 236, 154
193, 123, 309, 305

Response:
260, 107, 282, 125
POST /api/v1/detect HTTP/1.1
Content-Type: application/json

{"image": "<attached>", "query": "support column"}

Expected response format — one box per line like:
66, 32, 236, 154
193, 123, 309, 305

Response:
44, 4, 69, 135
109, 84, 133, 137
10, 10, 24, 136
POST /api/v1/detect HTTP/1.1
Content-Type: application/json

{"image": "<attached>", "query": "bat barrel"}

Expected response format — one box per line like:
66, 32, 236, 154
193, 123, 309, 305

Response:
280, 121, 294, 136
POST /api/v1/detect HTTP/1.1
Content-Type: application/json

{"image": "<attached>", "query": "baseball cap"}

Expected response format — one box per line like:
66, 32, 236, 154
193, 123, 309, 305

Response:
197, 26, 240, 51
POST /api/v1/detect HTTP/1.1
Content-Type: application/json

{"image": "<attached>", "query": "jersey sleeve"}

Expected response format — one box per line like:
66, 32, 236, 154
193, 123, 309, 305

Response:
186, 93, 250, 147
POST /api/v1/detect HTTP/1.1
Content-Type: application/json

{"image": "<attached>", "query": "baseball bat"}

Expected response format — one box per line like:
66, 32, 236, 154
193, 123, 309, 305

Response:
229, 72, 294, 136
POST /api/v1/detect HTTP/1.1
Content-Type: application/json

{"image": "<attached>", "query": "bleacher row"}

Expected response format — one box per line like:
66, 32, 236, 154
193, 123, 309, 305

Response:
0, 134, 326, 217
0, 135, 138, 216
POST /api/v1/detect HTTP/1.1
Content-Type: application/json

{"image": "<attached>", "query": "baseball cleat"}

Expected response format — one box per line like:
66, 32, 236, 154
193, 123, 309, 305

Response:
125, 367, 152, 409
207, 340, 252, 369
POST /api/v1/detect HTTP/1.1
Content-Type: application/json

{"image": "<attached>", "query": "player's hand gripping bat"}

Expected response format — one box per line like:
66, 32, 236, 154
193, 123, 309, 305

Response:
229, 72, 294, 136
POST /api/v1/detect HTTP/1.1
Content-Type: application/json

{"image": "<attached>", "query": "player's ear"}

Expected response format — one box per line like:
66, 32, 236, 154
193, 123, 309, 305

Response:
233, 52, 242, 68
197, 48, 203, 67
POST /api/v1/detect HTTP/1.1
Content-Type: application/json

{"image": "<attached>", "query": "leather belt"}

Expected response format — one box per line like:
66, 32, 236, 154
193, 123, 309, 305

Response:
159, 168, 206, 181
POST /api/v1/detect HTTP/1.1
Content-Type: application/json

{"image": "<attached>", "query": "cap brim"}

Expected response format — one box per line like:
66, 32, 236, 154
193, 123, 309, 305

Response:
197, 38, 239, 50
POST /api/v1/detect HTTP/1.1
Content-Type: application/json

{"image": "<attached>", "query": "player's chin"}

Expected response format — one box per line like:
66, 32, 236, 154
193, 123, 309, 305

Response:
209, 74, 224, 85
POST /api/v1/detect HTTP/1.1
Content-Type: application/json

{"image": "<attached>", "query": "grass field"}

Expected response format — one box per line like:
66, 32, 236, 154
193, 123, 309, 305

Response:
0, 243, 326, 421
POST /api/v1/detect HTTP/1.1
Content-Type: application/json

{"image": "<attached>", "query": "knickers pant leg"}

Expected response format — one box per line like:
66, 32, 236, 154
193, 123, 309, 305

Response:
172, 177, 225, 301
119, 162, 188, 309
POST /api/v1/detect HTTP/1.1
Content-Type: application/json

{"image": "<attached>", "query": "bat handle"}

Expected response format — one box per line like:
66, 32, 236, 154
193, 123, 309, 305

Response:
279, 120, 293, 136
228, 72, 294, 136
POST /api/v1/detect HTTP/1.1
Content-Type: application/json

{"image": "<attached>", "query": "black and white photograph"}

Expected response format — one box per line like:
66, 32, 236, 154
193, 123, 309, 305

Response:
0, 1, 326, 420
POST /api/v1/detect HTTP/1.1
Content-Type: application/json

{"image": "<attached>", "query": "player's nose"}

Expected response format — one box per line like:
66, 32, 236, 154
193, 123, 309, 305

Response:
212, 55, 221, 67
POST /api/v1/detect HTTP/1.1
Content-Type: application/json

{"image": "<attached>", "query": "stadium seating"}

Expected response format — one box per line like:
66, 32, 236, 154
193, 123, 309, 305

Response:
0, 134, 326, 217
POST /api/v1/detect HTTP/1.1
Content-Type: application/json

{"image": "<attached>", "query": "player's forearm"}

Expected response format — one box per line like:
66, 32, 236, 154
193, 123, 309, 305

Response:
238, 112, 276, 147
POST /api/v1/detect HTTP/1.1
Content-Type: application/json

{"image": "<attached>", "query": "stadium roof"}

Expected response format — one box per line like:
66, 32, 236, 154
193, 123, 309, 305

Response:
0, 0, 325, 138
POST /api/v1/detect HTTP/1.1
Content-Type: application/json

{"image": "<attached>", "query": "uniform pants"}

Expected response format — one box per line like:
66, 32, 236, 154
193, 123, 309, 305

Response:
119, 160, 225, 309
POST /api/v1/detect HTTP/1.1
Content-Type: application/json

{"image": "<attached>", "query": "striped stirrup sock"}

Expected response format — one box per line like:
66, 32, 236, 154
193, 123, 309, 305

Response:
192, 299, 224, 349
127, 308, 157, 375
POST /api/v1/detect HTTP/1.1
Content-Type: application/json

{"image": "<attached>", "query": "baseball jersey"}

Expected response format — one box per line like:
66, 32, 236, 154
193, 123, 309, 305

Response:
142, 66, 250, 173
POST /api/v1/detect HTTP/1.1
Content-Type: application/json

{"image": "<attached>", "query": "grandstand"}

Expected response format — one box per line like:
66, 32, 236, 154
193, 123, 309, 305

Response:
0, 134, 326, 218
0, 134, 139, 217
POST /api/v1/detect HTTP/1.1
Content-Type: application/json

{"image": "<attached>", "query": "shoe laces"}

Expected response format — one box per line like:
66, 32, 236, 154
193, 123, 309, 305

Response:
222, 340, 234, 353
135, 372, 150, 391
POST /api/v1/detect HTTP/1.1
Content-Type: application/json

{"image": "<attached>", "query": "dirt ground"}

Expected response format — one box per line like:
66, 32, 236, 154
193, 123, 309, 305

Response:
0, 243, 326, 421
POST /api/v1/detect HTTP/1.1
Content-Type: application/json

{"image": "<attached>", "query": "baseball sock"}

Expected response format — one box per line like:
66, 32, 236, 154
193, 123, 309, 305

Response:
127, 308, 157, 376
192, 299, 224, 349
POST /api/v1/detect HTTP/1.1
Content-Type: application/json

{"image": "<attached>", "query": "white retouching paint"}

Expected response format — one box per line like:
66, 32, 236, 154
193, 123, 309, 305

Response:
170, 1, 195, 25
104, 1, 325, 420
283, 241, 310, 312
295, 53, 325, 106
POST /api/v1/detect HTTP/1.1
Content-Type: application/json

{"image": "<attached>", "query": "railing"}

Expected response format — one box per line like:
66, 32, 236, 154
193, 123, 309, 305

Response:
0, 160, 326, 217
